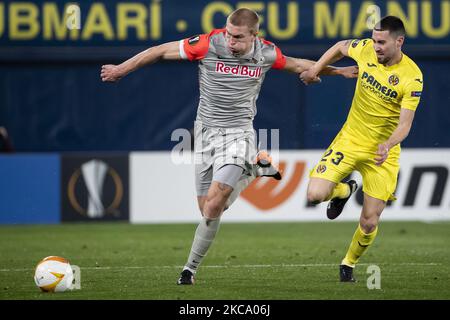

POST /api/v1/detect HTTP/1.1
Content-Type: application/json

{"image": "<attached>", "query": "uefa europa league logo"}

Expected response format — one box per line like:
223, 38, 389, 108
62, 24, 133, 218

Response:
81, 159, 108, 218
67, 158, 124, 218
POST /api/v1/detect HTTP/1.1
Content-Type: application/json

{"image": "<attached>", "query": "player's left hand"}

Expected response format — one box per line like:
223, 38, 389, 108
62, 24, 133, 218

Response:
101, 64, 123, 82
375, 143, 390, 166
299, 69, 321, 85
339, 65, 359, 78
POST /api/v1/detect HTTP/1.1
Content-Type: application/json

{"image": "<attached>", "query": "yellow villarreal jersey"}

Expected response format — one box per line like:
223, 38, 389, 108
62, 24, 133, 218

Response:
342, 39, 423, 149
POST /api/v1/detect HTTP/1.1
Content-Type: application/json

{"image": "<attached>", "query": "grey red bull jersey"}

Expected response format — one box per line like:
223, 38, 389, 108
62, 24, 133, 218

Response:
179, 29, 286, 128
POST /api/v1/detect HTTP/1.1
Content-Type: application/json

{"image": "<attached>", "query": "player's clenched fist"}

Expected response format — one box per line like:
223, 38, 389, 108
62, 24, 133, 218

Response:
375, 143, 390, 166
299, 67, 321, 85
101, 64, 123, 82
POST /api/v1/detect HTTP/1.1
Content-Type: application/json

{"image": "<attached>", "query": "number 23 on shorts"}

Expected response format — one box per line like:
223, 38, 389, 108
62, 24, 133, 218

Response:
321, 149, 345, 166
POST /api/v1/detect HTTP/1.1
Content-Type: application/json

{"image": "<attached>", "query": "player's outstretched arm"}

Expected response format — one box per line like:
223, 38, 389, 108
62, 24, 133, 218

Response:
300, 40, 353, 85
375, 108, 415, 166
101, 41, 181, 82
283, 57, 322, 83
283, 57, 357, 80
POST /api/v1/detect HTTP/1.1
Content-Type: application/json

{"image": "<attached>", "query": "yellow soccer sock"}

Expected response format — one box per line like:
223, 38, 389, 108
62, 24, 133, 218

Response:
325, 182, 350, 201
341, 224, 378, 267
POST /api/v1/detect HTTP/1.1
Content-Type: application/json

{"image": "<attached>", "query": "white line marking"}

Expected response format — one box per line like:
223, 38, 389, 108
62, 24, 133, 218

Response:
0, 262, 441, 272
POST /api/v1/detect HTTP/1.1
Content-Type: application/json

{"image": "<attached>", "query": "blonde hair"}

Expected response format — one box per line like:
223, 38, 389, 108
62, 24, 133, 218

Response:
227, 8, 260, 35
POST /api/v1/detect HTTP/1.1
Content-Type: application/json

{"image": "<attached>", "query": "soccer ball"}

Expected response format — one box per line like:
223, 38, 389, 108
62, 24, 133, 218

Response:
34, 256, 74, 292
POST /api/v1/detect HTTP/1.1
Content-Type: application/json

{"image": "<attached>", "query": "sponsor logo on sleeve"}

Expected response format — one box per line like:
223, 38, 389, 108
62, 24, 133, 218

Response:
188, 36, 200, 45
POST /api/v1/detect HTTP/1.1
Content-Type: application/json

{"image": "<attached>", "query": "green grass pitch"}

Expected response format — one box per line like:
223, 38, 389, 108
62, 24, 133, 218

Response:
0, 221, 449, 300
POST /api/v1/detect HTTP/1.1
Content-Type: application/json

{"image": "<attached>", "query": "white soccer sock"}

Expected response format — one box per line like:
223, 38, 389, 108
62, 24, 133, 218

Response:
184, 217, 221, 273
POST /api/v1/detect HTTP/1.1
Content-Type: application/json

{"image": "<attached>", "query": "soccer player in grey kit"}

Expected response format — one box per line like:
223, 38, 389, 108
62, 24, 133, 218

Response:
101, 8, 358, 285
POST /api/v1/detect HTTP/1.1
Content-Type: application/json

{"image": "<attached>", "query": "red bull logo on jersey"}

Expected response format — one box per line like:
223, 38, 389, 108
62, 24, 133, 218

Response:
215, 62, 262, 78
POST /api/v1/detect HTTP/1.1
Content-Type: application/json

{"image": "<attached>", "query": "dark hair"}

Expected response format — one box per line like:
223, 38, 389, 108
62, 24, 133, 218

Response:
227, 8, 260, 35
374, 16, 406, 37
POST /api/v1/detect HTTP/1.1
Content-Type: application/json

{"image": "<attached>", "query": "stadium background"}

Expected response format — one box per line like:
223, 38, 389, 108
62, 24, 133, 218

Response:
0, 0, 449, 224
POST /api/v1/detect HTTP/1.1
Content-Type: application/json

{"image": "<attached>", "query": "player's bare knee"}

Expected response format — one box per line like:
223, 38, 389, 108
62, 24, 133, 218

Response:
204, 189, 232, 218
360, 218, 378, 233
307, 188, 328, 204
204, 200, 222, 217
360, 207, 382, 233
203, 200, 225, 219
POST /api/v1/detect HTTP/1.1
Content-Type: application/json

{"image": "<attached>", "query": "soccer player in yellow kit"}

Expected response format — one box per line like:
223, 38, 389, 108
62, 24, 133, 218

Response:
301, 16, 423, 282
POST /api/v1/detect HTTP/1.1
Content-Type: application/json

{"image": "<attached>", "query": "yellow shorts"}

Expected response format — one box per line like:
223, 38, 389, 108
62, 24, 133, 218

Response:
310, 134, 400, 202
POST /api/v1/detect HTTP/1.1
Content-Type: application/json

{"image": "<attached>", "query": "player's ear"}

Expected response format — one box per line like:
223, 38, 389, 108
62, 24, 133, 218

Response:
396, 35, 404, 48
